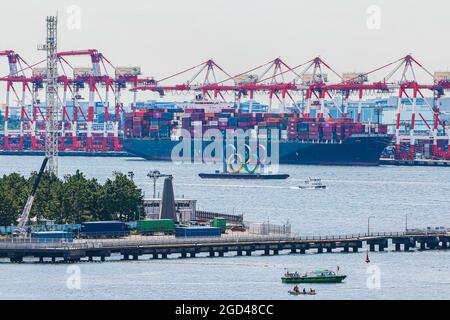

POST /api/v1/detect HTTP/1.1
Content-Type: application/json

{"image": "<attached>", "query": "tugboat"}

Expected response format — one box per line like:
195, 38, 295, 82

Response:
298, 177, 327, 190
282, 269, 346, 284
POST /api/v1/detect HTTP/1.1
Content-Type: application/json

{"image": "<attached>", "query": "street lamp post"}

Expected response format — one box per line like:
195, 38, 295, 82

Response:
368, 216, 375, 235
147, 170, 172, 198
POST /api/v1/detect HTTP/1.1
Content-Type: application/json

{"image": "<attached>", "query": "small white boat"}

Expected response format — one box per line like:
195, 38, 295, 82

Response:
288, 289, 317, 296
298, 177, 327, 190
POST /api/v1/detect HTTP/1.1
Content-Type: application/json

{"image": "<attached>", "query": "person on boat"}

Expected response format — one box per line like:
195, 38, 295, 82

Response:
303, 288, 306, 294
310, 288, 315, 294
293, 286, 299, 293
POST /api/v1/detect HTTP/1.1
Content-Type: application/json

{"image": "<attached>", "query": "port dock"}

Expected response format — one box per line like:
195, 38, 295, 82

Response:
1, 231, 449, 263
0, 151, 133, 158
380, 158, 450, 167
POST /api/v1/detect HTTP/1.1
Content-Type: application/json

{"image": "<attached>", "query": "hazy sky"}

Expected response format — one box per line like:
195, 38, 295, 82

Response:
1, 0, 449, 83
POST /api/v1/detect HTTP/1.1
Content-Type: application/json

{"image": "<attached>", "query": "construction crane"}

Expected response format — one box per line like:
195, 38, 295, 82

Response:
14, 157, 49, 237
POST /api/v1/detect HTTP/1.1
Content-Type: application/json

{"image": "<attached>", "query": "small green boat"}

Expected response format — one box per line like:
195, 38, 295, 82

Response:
282, 269, 346, 284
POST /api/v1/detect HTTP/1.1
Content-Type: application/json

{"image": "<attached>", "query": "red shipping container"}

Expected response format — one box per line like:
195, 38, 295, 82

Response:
298, 133, 309, 140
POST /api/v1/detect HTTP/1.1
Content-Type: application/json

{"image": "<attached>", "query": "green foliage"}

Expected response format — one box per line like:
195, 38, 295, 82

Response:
30, 171, 63, 222
98, 172, 145, 222
57, 171, 102, 224
0, 173, 30, 226
0, 170, 144, 226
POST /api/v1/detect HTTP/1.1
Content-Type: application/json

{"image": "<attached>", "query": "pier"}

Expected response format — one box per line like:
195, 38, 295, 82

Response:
380, 158, 450, 167
0, 231, 449, 263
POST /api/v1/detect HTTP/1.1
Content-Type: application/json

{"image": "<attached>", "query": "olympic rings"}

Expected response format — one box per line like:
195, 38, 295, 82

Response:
227, 153, 244, 173
243, 144, 252, 162
243, 152, 260, 174
256, 144, 268, 165
224, 142, 269, 174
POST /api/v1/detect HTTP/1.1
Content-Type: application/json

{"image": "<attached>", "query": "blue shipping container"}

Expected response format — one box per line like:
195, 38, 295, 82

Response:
81, 221, 130, 238
175, 227, 222, 238
31, 231, 75, 242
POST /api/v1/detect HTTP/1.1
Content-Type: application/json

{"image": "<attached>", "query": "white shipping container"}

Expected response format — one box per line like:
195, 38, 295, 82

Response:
73, 67, 93, 78
234, 74, 259, 84
32, 67, 47, 78
342, 72, 368, 83
302, 73, 328, 84
115, 66, 142, 77
434, 72, 450, 82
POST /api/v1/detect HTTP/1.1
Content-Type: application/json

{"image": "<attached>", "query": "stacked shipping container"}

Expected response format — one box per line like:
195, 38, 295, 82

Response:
125, 108, 183, 139
126, 108, 388, 142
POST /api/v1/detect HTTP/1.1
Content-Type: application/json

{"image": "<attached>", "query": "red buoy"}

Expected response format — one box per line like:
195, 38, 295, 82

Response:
365, 251, 371, 264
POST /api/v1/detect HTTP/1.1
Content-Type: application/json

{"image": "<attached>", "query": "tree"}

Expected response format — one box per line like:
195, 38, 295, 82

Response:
0, 173, 30, 226
30, 171, 63, 222
0, 169, 145, 226
98, 172, 144, 222
58, 171, 102, 224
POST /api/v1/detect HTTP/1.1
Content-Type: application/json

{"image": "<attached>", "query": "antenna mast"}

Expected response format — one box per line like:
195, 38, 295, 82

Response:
39, 15, 59, 175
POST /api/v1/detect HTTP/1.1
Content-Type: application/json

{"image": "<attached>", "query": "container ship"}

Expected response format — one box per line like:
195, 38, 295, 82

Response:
123, 108, 392, 166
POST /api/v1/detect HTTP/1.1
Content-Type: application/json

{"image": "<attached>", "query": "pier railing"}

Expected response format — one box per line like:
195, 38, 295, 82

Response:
1, 230, 448, 250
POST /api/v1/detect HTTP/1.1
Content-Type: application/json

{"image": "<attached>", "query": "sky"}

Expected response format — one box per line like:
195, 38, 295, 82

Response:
0, 0, 449, 88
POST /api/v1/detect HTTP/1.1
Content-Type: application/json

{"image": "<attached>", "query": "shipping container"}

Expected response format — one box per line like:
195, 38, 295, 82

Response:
137, 219, 175, 235
115, 66, 142, 77
175, 227, 222, 238
73, 67, 93, 78
80, 221, 130, 239
31, 231, 75, 243
32, 67, 47, 78
211, 218, 227, 232
126, 109, 383, 143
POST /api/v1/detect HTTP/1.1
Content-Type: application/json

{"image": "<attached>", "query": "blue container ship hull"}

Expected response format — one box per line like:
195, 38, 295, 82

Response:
123, 134, 392, 166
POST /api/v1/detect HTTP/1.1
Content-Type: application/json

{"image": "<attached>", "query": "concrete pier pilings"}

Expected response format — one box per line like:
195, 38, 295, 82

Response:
1, 232, 449, 263
416, 237, 439, 250
392, 237, 416, 252
367, 239, 388, 252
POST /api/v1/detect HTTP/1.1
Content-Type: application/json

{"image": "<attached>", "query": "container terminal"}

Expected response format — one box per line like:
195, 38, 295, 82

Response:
1, 45, 450, 165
